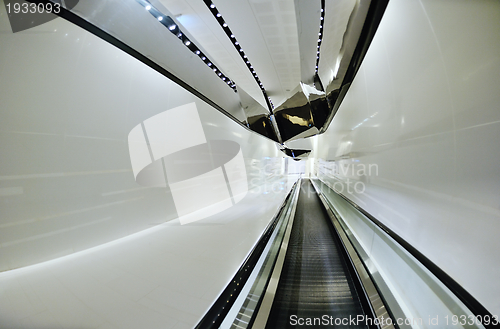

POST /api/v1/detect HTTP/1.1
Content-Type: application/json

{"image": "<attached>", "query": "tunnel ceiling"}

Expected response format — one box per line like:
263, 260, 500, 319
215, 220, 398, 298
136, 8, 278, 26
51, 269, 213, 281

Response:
153, 0, 379, 150
43, 0, 387, 158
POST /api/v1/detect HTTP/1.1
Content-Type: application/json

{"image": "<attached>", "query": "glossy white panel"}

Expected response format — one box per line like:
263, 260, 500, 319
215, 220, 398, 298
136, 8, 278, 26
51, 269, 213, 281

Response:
314, 0, 500, 314
225, 149, 248, 203
128, 125, 152, 178
143, 103, 206, 161
0, 175, 298, 328
0, 1, 288, 273
170, 167, 232, 217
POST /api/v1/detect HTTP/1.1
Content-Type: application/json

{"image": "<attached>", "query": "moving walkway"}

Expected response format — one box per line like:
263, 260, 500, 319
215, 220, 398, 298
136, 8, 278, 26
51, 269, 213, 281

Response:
196, 178, 496, 329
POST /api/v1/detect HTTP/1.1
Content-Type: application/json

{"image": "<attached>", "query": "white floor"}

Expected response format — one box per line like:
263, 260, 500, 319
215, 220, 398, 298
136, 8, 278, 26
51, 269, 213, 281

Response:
0, 176, 298, 329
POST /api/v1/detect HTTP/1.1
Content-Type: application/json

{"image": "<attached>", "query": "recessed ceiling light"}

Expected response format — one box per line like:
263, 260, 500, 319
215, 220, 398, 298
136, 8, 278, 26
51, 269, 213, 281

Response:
145, 5, 151, 10
158, 16, 163, 21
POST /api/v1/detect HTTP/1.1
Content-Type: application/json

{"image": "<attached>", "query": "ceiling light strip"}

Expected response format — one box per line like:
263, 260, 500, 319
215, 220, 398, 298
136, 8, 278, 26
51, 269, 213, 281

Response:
136, 0, 237, 92
315, 0, 325, 75
204, 0, 274, 112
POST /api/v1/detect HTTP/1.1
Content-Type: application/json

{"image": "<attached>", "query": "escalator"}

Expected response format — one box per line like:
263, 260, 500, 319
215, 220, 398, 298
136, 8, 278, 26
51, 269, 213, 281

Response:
265, 179, 373, 328
198, 177, 493, 329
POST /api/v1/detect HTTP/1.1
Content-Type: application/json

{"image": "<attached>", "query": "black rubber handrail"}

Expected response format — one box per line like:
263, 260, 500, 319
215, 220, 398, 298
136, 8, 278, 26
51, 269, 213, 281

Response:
317, 178, 499, 329
194, 180, 299, 329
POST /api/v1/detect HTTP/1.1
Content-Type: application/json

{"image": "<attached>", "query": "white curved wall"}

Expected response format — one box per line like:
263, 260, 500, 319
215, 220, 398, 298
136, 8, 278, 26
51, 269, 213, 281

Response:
314, 0, 500, 314
0, 4, 287, 272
